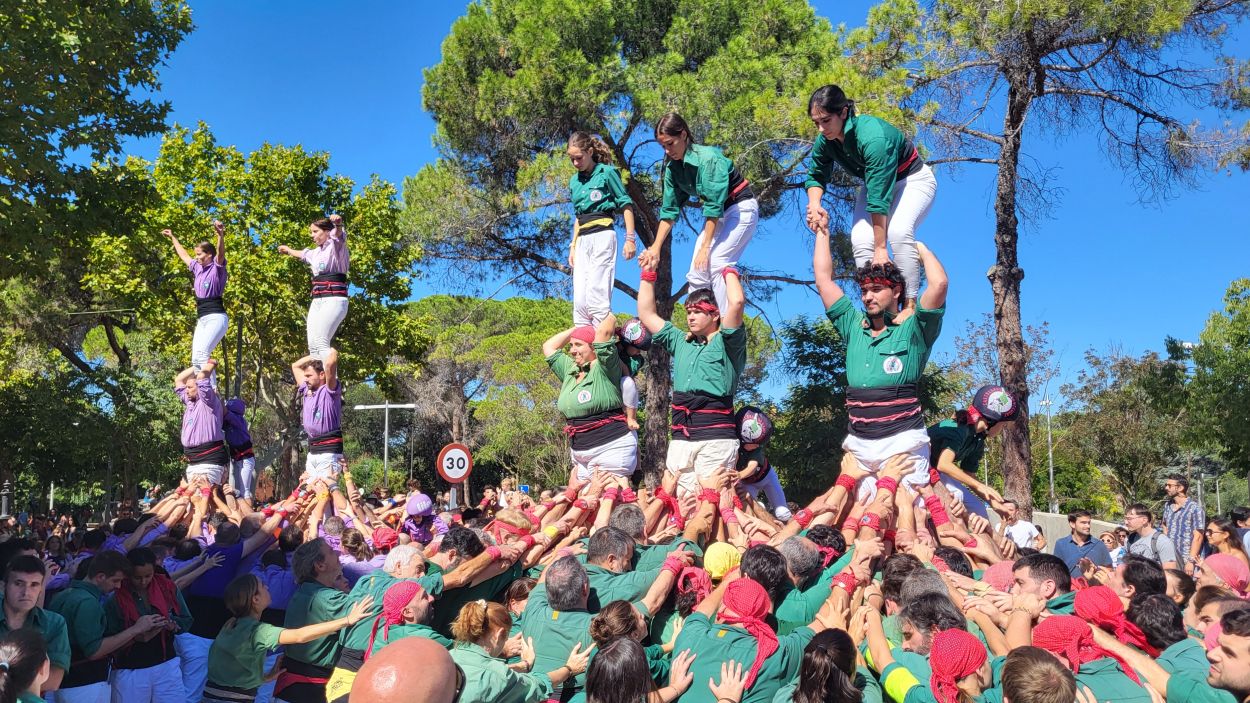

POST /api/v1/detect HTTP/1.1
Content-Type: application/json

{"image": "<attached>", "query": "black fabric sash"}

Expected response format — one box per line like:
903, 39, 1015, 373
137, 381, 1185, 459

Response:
196, 296, 226, 318
311, 272, 348, 299
846, 383, 924, 439
183, 440, 228, 466
309, 430, 343, 455
565, 409, 630, 451
670, 391, 737, 441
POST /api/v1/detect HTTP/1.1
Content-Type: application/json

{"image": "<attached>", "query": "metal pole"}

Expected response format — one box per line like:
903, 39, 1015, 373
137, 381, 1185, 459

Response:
49, 481, 55, 512
1216, 475, 1222, 514
383, 402, 391, 488
1043, 397, 1057, 513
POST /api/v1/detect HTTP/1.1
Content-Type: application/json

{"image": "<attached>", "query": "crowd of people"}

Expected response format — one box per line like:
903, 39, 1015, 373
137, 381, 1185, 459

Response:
7, 84, 1250, 703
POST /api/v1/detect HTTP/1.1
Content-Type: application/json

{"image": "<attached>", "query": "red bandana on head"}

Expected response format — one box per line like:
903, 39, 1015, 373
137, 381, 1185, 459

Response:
687, 300, 719, 315
569, 326, 596, 345
364, 580, 426, 662
1075, 586, 1158, 656
719, 578, 777, 691
1032, 615, 1142, 685
929, 629, 988, 703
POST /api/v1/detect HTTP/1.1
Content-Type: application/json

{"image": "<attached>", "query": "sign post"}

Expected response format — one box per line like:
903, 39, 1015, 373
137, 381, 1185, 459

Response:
437, 442, 473, 485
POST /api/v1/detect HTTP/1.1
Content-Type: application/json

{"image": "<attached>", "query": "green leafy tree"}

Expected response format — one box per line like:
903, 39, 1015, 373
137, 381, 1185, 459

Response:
852, 0, 1250, 515
405, 0, 906, 479
0, 0, 193, 276
80, 125, 431, 490
1189, 278, 1250, 494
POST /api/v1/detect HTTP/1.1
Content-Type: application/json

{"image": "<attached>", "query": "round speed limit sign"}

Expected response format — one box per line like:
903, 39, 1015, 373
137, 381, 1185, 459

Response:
436, 443, 473, 484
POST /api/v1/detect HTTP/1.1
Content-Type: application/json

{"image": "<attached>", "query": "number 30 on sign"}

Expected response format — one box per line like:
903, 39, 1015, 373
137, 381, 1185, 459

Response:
437, 443, 473, 484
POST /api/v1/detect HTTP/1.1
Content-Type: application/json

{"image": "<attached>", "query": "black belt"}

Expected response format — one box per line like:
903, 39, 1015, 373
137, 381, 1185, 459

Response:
846, 384, 925, 439
311, 272, 348, 299
309, 430, 343, 455
335, 647, 366, 673
575, 212, 615, 235
564, 409, 630, 451
183, 439, 228, 466
204, 682, 260, 703
230, 442, 255, 460
196, 296, 226, 318
671, 391, 737, 440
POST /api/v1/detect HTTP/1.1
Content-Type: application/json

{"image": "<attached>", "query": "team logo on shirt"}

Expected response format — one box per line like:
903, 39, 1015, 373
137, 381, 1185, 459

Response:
577, 390, 592, 404
883, 356, 903, 374
589, 189, 603, 202
314, 409, 322, 419
317, 261, 327, 273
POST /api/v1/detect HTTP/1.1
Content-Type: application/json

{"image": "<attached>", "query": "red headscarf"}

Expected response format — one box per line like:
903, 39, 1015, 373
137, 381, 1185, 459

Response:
1032, 615, 1142, 685
1074, 586, 1158, 656
372, 527, 399, 551
365, 581, 425, 661
929, 629, 988, 703
983, 560, 1015, 593
569, 326, 596, 345
687, 300, 719, 315
677, 567, 712, 603
719, 578, 777, 690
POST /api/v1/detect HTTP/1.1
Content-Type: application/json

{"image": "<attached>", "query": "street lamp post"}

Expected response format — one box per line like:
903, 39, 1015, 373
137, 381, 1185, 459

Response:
353, 402, 416, 487
1040, 397, 1057, 513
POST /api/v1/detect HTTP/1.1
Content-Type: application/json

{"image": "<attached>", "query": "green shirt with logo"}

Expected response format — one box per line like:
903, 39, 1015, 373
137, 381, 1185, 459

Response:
549, 341, 624, 419
570, 163, 632, 217
825, 296, 943, 389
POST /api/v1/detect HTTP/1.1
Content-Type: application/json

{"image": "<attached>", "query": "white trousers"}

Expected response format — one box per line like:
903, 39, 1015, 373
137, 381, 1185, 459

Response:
191, 313, 228, 370
49, 682, 109, 703
686, 199, 758, 312
305, 452, 343, 488
185, 462, 225, 486
842, 429, 931, 505
622, 376, 639, 410
231, 456, 256, 499
850, 164, 937, 300
940, 476, 989, 518
307, 296, 349, 360
110, 657, 183, 703
572, 229, 616, 327
742, 469, 792, 521
667, 438, 740, 496
175, 632, 212, 703
571, 431, 638, 480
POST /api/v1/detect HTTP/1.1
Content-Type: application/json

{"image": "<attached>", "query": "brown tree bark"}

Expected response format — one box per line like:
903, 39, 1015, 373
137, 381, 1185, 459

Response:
990, 80, 1035, 517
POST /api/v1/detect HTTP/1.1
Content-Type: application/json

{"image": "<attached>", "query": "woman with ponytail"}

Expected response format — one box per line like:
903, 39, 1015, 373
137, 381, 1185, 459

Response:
566, 131, 637, 328
804, 84, 938, 317
447, 599, 591, 703
104, 548, 192, 703
579, 636, 695, 703
0, 629, 51, 703
588, 600, 686, 688
639, 112, 758, 314
774, 629, 876, 703
276, 214, 350, 360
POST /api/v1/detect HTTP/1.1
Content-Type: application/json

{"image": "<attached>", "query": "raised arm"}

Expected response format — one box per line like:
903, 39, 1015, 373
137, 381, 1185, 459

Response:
637, 261, 667, 333
163, 229, 193, 266
323, 347, 339, 391
543, 328, 574, 358
916, 242, 948, 310
291, 355, 315, 384
175, 366, 197, 388
212, 220, 226, 265
595, 313, 616, 343
721, 269, 745, 329
329, 213, 346, 241
812, 225, 845, 309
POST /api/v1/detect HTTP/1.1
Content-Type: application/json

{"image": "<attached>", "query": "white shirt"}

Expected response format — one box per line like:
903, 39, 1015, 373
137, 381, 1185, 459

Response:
1004, 519, 1041, 548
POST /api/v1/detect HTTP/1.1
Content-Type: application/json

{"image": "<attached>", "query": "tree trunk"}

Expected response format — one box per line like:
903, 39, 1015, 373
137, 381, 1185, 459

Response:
640, 229, 677, 488
991, 80, 1036, 517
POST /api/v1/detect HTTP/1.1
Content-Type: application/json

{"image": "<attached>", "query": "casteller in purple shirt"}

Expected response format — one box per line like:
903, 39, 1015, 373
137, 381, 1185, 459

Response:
177, 378, 224, 448
300, 382, 341, 438
189, 259, 227, 299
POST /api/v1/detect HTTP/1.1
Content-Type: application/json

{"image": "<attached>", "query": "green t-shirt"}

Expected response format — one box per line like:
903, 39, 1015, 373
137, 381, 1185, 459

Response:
47, 580, 106, 660
659, 144, 737, 221
1166, 672, 1239, 703
520, 584, 596, 700
1074, 657, 1153, 703
0, 600, 72, 671
928, 419, 985, 472
775, 548, 856, 635
570, 163, 632, 217
206, 617, 283, 690
283, 581, 354, 668
1160, 637, 1211, 677
804, 115, 913, 216
451, 641, 555, 703
431, 560, 524, 637
1046, 590, 1077, 615
585, 564, 657, 613
654, 322, 747, 398
340, 571, 444, 653
548, 341, 624, 419
635, 539, 702, 572
368, 622, 451, 656
673, 612, 813, 703
825, 296, 944, 389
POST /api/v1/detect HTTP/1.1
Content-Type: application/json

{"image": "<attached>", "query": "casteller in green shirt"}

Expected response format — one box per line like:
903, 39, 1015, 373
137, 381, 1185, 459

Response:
653, 321, 746, 398
283, 581, 355, 669
206, 617, 284, 691
804, 114, 919, 217
548, 341, 624, 419
673, 612, 813, 703
825, 296, 943, 390
570, 163, 632, 218
659, 144, 749, 222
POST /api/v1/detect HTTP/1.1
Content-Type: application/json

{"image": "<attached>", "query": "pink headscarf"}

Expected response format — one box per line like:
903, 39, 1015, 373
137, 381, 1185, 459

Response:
1203, 554, 1249, 596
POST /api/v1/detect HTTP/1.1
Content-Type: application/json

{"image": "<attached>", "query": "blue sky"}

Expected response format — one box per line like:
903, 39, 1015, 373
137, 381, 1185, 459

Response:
126, 1, 1250, 406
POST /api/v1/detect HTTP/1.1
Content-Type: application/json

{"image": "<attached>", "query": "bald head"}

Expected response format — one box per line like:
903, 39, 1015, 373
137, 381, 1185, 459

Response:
350, 637, 457, 703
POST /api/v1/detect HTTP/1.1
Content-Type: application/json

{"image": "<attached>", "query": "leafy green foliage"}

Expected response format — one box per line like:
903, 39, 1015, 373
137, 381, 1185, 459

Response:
1190, 279, 1250, 479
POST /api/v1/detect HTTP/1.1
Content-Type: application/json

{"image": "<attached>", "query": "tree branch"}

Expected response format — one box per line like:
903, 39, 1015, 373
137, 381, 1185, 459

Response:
928, 118, 1006, 146
1042, 86, 1180, 127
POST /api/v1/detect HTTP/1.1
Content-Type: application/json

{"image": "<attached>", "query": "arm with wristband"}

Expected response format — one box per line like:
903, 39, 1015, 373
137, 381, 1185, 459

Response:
640, 548, 693, 615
